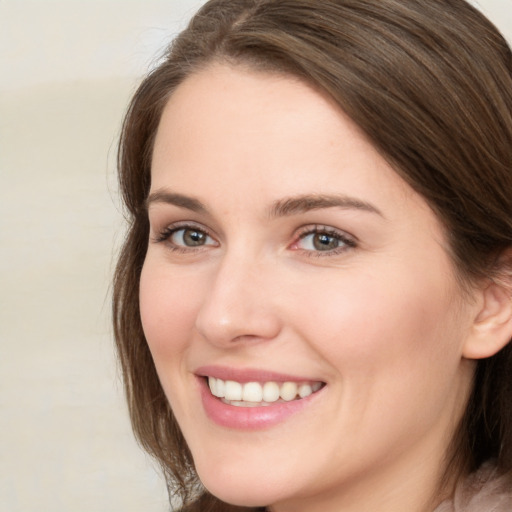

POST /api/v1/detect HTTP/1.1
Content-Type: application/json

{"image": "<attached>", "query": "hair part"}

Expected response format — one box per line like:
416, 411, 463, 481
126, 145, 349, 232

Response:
114, 0, 512, 508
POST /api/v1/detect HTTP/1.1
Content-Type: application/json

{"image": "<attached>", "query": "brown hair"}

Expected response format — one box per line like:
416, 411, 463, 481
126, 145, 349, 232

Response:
113, 0, 512, 509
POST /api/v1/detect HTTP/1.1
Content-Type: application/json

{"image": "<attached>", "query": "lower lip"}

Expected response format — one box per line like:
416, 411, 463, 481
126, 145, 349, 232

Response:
198, 378, 321, 429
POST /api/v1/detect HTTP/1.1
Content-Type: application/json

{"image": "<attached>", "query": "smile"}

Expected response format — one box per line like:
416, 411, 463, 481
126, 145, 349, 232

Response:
197, 366, 326, 428
208, 377, 324, 407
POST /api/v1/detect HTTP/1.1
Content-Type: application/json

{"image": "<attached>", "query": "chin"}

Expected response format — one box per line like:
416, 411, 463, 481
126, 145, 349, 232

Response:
195, 457, 291, 508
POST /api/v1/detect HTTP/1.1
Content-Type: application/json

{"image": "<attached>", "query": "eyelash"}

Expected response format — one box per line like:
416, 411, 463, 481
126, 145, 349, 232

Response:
292, 225, 357, 257
153, 223, 356, 256
153, 222, 217, 253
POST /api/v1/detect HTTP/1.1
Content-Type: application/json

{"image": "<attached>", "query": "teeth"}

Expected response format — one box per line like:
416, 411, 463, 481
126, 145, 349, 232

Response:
298, 383, 313, 398
208, 377, 217, 395
216, 378, 225, 397
207, 377, 323, 405
312, 381, 322, 393
280, 382, 298, 401
224, 380, 243, 401
262, 381, 280, 402
242, 382, 263, 402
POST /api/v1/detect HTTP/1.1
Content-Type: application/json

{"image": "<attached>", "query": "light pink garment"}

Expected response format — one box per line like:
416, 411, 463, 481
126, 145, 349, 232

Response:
434, 463, 512, 512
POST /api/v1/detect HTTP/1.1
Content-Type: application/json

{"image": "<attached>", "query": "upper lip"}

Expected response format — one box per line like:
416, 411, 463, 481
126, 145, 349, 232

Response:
195, 365, 324, 384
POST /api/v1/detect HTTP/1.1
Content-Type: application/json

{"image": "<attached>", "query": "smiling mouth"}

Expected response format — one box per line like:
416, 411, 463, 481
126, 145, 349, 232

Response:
207, 377, 325, 408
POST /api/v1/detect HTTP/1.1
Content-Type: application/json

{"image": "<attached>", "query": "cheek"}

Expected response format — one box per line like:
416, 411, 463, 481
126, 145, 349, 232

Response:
285, 265, 470, 461
289, 262, 465, 394
139, 259, 201, 359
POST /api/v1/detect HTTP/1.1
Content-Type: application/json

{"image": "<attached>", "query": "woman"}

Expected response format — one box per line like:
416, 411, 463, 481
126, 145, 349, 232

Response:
113, 0, 512, 510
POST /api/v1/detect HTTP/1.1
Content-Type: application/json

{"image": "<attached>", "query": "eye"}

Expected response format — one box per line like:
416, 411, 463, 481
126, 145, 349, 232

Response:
154, 224, 218, 250
291, 226, 356, 255
172, 227, 212, 247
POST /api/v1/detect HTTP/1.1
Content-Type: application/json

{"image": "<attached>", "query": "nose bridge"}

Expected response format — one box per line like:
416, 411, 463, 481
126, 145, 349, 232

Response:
195, 245, 281, 346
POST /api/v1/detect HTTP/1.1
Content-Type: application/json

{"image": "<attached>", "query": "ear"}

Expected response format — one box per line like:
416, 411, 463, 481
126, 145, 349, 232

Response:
463, 260, 512, 360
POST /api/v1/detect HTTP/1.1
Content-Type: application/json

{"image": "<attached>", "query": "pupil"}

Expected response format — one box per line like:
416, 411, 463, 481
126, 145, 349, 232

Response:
184, 230, 205, 246
313, 233, 338, 251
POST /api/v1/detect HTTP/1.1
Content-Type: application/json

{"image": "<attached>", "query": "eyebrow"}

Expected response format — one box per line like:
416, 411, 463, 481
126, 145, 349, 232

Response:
268, 194, 383, 218
146, 189, 382, 218
145, 190, 207, 213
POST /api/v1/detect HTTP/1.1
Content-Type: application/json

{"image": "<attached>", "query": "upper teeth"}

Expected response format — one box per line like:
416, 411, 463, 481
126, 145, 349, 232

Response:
208, 377, 322, 404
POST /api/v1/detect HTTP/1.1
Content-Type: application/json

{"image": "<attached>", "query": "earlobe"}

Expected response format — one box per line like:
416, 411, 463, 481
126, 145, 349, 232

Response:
463, 279, 512, 360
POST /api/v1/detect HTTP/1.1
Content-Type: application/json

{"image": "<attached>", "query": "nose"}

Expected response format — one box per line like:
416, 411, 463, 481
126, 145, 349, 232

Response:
194, 252, 283, 347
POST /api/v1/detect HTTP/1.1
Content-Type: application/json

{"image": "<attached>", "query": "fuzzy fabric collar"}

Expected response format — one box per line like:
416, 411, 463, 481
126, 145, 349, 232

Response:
434, 463, 512, 512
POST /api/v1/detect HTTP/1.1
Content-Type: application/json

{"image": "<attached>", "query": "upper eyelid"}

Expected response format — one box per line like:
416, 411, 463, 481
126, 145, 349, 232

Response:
150, 216, 220, 238
153, 220, 213, 235
294, 224, 357, 241
152, 221, 217, 245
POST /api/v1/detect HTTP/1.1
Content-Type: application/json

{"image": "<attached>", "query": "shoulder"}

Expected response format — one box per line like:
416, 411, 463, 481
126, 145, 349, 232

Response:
435, 462, 512, 512
177, 493, 265, 512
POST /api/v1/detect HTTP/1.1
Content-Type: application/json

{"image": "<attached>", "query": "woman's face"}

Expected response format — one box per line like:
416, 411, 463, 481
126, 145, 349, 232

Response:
140, 64, 478, 511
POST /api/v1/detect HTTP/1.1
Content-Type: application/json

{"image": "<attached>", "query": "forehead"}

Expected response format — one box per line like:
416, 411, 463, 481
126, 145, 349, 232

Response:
151, 63, 435, 231
154, 66, 395, 184
153, 63, 350, 160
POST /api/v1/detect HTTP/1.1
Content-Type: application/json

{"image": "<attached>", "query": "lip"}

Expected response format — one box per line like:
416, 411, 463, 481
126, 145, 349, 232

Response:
195, 366, 325, 430
195, 365, 319, 384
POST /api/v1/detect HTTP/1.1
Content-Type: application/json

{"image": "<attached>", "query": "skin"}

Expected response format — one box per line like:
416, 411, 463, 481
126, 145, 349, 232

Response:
140, 63, 487, 512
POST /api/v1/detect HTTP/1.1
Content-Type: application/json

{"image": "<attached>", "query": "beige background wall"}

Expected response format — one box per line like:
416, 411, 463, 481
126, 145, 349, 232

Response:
1, 1, 511, 511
